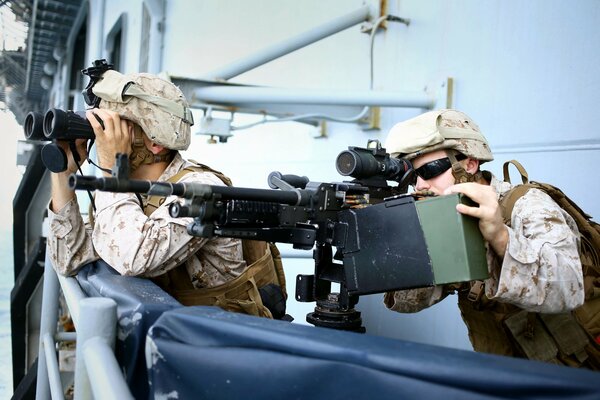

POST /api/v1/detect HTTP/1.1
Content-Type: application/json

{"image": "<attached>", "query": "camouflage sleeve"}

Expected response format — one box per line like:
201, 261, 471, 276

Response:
485, 188, 584, 313
47, 197, 98, 276
91, 171, 219, 277
384, 286, 448, 313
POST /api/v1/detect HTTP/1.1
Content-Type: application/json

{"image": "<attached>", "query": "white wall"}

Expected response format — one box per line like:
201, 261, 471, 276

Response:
87, 0, 600, 350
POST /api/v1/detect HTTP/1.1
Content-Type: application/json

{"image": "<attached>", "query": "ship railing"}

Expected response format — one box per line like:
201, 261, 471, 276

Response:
35, 254, 133, 400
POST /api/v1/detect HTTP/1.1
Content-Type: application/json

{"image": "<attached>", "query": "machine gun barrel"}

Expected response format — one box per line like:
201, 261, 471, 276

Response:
68, 174, 310, 205
68, 175, 185, 195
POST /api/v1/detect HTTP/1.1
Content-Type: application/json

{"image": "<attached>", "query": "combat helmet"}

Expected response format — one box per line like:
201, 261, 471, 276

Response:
92, 69, 194, 151
385, 109, 493, 162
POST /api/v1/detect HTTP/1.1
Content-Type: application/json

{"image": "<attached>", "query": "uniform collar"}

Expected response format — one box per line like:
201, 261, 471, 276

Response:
158, 151, 186, 181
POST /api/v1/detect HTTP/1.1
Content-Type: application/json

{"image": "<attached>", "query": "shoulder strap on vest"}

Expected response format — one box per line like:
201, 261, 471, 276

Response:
503, 160, 529, 185
499, 160, 532, 224
499, 184, 534, 225
187, 159, 233, 186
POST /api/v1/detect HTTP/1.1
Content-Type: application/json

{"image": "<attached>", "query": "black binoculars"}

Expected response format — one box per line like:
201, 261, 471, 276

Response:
23, 108, 96, 173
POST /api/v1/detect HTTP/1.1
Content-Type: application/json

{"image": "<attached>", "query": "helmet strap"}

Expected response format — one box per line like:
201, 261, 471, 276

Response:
448, 151, 482, 184
129, 129, 173, 171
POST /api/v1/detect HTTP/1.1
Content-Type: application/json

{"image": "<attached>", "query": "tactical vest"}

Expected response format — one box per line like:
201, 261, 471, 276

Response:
144, 162, 288, 319
457, 160, 600, 370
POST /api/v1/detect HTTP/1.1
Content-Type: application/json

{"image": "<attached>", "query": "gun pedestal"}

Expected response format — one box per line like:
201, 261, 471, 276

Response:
297, 243, 366, 333
306, 295, 365, 333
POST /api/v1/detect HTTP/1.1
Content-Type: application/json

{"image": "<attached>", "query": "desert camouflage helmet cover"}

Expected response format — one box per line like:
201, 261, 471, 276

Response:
91, 70, 194, 150
385, 109, 493, 162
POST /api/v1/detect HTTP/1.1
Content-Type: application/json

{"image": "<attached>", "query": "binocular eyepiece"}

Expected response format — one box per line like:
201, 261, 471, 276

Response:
23, 109, 96, 173
24, 108, 95, 141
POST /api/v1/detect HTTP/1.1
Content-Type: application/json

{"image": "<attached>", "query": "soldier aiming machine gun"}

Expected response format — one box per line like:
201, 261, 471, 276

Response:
69, 141, 454, 332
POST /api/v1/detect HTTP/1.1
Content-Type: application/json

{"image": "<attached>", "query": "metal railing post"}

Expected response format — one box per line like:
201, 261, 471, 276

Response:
36, 254, 60, 400
42, 333, 65, 400
83, 338, 134, 400
56, 274, 86, 327
73, 298, 117, 400
36, 256, 133, 399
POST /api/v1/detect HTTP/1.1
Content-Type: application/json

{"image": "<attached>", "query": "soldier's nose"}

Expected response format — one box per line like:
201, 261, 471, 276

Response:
415, 176, 429, 191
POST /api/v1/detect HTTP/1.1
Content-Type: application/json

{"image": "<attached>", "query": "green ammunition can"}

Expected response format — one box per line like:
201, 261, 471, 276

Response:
414, 194, 489, 285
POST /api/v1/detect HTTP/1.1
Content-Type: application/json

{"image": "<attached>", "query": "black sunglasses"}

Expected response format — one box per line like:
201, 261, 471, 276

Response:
411, 154, 466, 185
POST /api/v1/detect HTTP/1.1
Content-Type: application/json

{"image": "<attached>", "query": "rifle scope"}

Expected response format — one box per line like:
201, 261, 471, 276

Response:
335, 147, 412, 182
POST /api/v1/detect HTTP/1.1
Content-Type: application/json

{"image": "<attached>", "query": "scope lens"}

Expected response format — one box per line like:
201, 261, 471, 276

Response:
336, 151, 359, 176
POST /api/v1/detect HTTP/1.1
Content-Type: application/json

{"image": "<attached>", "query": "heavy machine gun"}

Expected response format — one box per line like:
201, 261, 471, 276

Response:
69, 141, 463, 332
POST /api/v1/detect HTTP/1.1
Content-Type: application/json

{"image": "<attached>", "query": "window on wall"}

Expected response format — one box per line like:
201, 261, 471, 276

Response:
106, 15, 125, 72
68, 19, 87, 110
139, 3, 151, 72
109, 27, 122, 71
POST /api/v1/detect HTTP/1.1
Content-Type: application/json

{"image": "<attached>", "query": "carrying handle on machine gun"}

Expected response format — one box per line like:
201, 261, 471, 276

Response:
268, 171, 310, 190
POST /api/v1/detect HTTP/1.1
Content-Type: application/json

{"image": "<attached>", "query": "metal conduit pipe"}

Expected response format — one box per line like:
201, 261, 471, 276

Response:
56, 332, 77, 342
42, 333, 65, 400
25, 0, 40, 92
204, 5, 371, 81
493, 142, 600, 154
194, 86, 434, 108
73, 298, 118, 400
83, 337, 135, 400
279, 249, 313, 259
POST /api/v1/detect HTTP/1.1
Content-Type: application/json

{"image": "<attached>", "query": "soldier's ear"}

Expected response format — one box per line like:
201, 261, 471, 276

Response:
149, 142, 165, 155
465, 157, 480, 174
126, 121, 135, 135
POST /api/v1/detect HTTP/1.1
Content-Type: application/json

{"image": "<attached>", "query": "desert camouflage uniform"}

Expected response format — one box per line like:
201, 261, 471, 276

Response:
385, 173, 584, 313
48, 152, 247, 288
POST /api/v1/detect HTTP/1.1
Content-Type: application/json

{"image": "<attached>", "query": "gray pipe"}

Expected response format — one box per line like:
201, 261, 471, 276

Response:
204, 5, 370, 80
194, 86, 434, 108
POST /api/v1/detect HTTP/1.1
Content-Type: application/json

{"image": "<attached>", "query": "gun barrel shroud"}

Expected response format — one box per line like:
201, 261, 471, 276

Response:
69, 174, 309, 205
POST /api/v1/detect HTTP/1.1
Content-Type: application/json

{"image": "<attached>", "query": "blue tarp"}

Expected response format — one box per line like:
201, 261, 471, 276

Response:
147, 306, 600, 400
76, 261, 181, 400
76, 262, 600, 400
